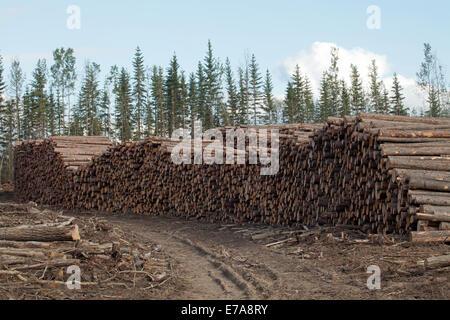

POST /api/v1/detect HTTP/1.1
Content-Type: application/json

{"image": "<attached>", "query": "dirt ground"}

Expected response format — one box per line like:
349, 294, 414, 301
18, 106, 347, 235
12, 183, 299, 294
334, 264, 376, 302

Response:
0, 190, 449, 300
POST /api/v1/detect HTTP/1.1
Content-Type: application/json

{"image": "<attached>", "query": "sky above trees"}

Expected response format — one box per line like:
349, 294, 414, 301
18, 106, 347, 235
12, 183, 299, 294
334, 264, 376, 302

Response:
1, 0, 449, 113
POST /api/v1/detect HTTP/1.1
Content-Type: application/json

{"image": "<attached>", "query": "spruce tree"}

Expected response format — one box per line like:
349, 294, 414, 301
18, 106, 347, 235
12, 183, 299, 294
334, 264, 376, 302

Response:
303, 76, 315, 123
390, 73, 407, 115
132, 46, 146, 140
368, 59, 384, 113
350, 64, 366, 115
237, 66, 250, 125
165, 54, 181, 136
196, 62, 207, 129
180, 72, 189, 129
225, 58, 238, 126
9, 59, 24, 140
283, 82, 296, 124
339, 80, 351, 117
203, 41, 221, 129
78, 62, 102, 136
262, 69, 275, 124
150, 66, 165, 136
249, 54, 262, 125
187, 72, 198, 137
29, 59, 49, 139
291, 65, 305, 123
318, 71, 332, 122
115, 68, 133, 141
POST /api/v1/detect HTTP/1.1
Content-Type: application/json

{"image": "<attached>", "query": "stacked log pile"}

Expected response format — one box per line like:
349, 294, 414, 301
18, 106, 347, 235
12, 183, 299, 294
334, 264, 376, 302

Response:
14, 136, 113, 205
303, 114, 450, 242
13, 114, 450, 242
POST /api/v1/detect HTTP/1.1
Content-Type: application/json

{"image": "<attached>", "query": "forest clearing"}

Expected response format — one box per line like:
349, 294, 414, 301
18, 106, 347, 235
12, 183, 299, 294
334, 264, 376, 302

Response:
2, 113, 449, 300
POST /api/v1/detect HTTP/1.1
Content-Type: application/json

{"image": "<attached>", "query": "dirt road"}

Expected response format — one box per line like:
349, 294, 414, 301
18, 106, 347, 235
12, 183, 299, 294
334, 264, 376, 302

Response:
74, 212, 448, 300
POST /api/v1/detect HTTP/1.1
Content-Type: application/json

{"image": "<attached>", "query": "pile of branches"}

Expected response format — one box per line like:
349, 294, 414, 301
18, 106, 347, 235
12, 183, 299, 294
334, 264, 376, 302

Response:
13, 114, 450, 241
0, 202, 172, 299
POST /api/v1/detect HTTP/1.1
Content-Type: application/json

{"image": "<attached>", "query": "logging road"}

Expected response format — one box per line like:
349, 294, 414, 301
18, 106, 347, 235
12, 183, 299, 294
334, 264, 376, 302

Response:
65, 211, 449, 300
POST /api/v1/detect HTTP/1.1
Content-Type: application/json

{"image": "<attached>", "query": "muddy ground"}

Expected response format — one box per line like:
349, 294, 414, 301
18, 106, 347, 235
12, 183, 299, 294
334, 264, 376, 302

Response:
0, 191, 449, 300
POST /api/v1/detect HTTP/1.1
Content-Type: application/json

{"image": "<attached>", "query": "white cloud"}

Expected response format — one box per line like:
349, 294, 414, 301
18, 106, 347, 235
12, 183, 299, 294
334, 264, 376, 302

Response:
280, 42, 426, 112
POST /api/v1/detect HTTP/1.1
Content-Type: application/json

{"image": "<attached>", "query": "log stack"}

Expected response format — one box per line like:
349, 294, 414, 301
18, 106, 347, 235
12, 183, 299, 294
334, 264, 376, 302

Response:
302, 114, 450, 242
14, 136, 113, 205
13, 114, 450, 242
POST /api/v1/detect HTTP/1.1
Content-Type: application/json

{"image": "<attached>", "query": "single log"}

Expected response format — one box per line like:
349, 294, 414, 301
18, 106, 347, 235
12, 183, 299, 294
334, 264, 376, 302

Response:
424, 254, 450, 270
381, 145, 450, 156
387, 156, 450, 172
409, 230, 450, 243
0, 240, 57, 249
0, 224, 80, 242
420, 205, 450, 215
415, 213, 450, 223
409, 191, 450, 206
440, 222, 450, 230
12, 259, 80, 271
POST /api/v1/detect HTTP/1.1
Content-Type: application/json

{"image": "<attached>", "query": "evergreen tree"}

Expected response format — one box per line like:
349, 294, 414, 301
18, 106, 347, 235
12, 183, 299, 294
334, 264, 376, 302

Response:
29, 59, 49, 139
368, 59, 384, 113
99, 81, 112, 137
318, 71, 332, 122
132, 46, 146, 140
339, 80, 351, 117
262, 69, 276, 124
318, 47, 341, 121
303, 76, 315, 123
196, 62, 207, 129
390, 73, 407, 115
151, 66, 166, 136
46, 90, 57, 137
187, 72, 198, 137
165, 54, 181, 136
78, 62, 102, 136
21, 86, 33, 140
283, 82, 296, 123
237, 65, 250, 125
9, 59, 25, 140
380, 85, 390, 115
180, 71, 189, 129
115, 68, 133, 141
225, 58, 239, 126
249, 54, 262, 125
350, 64, 366, 115
203, 41, 222, 129
291, 65, 305, 123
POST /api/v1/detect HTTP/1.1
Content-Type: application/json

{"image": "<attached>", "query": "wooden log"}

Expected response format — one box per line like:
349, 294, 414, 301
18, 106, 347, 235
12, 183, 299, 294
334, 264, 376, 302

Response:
409, 230, 450, 243
415, 213, 450, 223
440, 222, 450, 230
0, 224, 80, 242
409, 190, 450, 206
424, 254, 450, 270
12, 259, 80, 271
381, 145, 450, 156
387, 156, 450, 172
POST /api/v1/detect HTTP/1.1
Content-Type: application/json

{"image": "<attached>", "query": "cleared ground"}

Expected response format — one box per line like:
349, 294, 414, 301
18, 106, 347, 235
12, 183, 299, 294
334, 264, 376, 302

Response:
0, 191, 448, 300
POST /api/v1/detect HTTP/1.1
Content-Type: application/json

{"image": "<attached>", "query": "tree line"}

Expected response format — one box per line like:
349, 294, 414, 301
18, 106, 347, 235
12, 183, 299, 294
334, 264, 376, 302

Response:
0, 41, 449, 182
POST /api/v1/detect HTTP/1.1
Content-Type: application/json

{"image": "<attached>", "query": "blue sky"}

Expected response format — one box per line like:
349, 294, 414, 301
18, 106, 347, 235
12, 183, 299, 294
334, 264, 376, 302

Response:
1, 0, 449, 108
